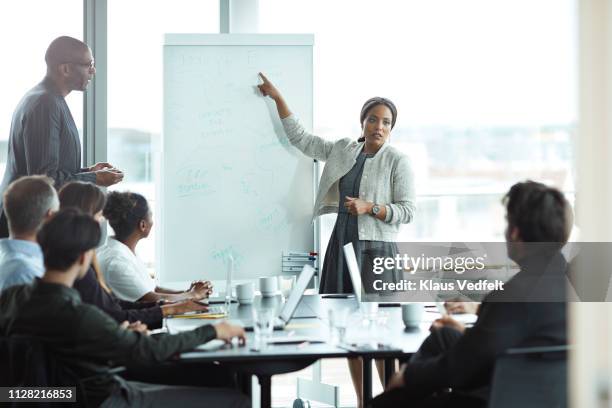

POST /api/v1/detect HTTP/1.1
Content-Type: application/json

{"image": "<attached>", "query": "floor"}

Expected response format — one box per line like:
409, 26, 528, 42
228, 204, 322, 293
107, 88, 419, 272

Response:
270, 358, 385, 408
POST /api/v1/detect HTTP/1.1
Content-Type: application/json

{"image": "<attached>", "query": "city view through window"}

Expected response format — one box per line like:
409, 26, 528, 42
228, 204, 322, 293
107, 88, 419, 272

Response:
0, 0, 576, 268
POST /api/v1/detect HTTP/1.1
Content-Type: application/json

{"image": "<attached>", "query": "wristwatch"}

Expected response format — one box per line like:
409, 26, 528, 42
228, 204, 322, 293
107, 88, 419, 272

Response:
371, 204, 381, 216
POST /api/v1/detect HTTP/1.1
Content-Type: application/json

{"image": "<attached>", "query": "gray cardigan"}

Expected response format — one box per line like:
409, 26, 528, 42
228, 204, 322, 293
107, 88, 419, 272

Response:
281, 115, 416, 242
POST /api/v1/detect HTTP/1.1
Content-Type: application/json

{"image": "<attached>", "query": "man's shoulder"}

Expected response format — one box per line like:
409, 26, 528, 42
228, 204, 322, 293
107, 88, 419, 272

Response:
0, 283, 34, 315
0, 241, 44, 272
17, 84, 62, 115
0, 282, 32, 299
0, 258, 42, 290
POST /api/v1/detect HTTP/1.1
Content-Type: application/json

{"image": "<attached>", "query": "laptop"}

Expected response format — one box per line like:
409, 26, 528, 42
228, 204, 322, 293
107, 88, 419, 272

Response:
343, 242, 401, 307
343, 242, 365, 302
241, 264, 316, 331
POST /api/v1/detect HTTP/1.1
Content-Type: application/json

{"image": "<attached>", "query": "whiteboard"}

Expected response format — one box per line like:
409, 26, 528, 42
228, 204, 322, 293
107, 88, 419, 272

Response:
160, 34, 315, 283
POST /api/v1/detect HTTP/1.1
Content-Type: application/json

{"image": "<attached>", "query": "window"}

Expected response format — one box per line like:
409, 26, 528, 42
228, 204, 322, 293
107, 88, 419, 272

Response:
106, 0, 219, 266
260, 0, 577, 244
0, 1, 83, 181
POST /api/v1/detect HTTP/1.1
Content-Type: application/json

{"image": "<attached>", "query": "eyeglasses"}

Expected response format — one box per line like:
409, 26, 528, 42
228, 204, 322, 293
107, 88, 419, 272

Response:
68, 60, 95, 69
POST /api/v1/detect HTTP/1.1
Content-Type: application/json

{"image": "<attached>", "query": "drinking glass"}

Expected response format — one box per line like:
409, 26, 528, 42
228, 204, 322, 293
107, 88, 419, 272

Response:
252, 306, 275, 350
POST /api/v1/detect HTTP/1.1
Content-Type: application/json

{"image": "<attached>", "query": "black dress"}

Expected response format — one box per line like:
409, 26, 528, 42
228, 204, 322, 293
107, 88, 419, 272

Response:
319, 150, 399, 294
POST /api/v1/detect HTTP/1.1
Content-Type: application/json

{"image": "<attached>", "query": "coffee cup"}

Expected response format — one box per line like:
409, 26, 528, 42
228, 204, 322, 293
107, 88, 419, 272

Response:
259, 276, 279, 297
402, 303, 423, 328
236, 282, 255, 305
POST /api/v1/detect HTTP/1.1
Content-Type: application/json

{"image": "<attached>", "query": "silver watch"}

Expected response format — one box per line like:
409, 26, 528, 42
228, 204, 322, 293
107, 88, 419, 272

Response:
371, 204, 381, 216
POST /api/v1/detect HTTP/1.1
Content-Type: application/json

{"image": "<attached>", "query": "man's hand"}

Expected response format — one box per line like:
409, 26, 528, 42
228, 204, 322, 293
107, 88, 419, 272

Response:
161, 300, 208, 316
431, 316, 466, 334
88, 162, 114, 172
444, 301, 480, 315
120, 320, 150, 335
95, 168, 124, 187
386, 364, 407, 391
344, 196, 373, 216
214, 322, 246, 345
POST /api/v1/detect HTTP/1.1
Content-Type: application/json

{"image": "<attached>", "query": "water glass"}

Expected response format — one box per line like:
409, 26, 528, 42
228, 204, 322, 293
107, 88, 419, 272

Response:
359, 302, 379, 323
252, 306, 275, 350
328, 307, 351, 345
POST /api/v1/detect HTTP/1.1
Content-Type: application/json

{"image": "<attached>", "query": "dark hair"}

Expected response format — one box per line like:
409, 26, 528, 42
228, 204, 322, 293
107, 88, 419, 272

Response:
37, 208, 101, 271
58, 182, 106, 216
58, 181, 113, 292
3, 176, 58, 235
45, 36, 89, 68
104, 191, 150, 241
503, 181, 572, 245
357, 97, 398, 142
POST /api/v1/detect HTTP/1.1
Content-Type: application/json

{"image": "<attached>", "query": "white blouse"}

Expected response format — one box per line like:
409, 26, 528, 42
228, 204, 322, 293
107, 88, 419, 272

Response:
97, 237, 156, 302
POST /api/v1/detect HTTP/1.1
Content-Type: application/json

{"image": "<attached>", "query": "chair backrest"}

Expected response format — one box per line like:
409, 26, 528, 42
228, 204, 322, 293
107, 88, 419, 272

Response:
488, 345, 569, 408
0, 335, 88, 407
0, 335, 53, 387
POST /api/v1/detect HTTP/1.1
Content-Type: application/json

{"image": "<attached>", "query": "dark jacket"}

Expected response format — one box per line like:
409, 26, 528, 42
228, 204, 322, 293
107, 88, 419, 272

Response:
402, 251, 568, 398
0, 77, 96, 233
0, 280, 216, 406
73, 267, 164, 329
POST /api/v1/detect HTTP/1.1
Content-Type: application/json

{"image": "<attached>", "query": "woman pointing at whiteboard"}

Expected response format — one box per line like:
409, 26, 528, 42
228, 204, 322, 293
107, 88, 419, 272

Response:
258, 73, 415, 407
258, 72, 415, 295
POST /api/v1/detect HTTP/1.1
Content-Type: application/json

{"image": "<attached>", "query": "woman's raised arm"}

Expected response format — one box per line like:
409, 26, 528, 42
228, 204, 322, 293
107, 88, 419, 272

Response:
258, 72, 291, 119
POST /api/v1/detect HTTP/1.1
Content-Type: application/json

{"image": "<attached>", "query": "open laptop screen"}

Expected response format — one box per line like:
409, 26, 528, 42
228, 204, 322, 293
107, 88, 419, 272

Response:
279, 265, 316, 323
343, 243, 363, 302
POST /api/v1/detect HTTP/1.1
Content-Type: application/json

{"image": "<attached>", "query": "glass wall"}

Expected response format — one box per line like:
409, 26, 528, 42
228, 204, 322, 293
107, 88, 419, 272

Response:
106, 0, 219, 266
1, 0, 577, 266
260, 0, 577, 245
0, 1, 83, 180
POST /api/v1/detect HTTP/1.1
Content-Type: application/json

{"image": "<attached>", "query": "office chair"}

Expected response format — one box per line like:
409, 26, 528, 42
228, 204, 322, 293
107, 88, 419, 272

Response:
0, 335, 94, 407
488, 345, 569, 408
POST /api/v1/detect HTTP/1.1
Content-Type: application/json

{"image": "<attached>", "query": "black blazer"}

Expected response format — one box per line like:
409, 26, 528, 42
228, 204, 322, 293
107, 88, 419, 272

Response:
402, 251, 568, 398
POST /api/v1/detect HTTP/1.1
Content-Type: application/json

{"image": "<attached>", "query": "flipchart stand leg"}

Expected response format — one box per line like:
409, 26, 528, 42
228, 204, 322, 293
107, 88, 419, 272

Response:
295, 360, 340, 408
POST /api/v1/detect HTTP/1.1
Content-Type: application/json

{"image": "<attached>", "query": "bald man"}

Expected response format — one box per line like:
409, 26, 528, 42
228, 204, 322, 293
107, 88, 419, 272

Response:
0, 36, 124, 237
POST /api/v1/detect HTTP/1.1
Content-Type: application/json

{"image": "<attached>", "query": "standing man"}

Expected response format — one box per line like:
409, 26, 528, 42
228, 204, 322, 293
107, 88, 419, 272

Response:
0, 36, 124, 237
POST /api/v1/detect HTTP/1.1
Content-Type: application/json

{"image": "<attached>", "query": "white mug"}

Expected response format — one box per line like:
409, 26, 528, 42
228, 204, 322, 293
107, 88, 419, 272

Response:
259, 276, 279, 297
236, 282, 255, 304
402, 303, 424, 328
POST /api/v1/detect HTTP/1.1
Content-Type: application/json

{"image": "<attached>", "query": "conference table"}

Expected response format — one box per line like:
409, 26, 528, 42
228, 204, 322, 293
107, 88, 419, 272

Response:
165, 295, 445, 408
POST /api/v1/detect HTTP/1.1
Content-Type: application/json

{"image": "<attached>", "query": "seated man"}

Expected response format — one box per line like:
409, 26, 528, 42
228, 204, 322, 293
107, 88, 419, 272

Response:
0, 209, 249, 408
372, 181, 571, 408
0, 175, 58, 292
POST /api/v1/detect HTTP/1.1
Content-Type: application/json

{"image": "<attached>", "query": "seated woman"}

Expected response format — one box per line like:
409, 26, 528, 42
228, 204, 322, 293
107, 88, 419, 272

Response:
61, 182, 207, 329
98, 191, 211, 303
